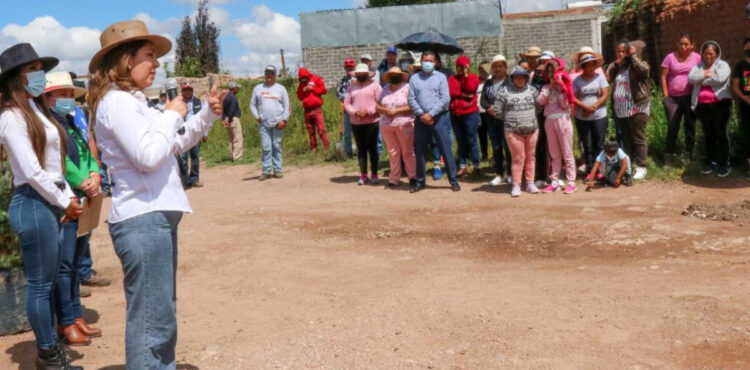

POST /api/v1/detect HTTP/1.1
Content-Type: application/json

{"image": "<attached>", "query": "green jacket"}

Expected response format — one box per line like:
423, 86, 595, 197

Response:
55, 112, 99, 197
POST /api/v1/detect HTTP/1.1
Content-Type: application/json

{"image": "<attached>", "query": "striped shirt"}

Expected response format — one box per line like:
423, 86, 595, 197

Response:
613, 69, 649, 118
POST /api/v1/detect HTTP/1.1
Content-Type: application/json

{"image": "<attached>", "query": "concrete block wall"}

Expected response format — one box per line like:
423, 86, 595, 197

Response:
302, 35, 501, 87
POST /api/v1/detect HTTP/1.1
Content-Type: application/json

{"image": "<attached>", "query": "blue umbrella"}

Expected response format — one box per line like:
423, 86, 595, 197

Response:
396, 31, 464, 55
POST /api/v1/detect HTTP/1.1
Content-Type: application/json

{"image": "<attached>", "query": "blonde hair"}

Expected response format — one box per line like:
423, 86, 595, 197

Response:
87, 40, 146, 127
0, 67, 66, 170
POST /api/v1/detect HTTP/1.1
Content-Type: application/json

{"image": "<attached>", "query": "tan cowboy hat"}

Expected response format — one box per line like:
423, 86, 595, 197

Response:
519, 46, 542, 60
89, 20, 172, 73
570, 46, 602, 68
577, 53, 604, 69
44, 71, 86, 98
384, 66, 409, 81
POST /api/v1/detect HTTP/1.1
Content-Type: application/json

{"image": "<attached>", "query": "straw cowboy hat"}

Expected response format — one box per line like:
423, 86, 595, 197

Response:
89, 20, 172, 73
577, 53, 604, 69
44, 71, 87, 98
383, 66, 409, 81
519, 46, 542, 60
0, 43, 58, 82
350, 63, 375, 78
571, 46, 603, 68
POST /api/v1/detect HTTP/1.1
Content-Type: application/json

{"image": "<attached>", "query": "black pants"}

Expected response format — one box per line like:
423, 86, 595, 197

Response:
486, 119, 512, 176
663, 95, 696, 155
575, 117, 609, 172
738, 101, 750, 160
352, 122, 380, 175
616, 113, 648, 167
600, 162, 632, 187
535, 112, 548, 181
478, 113, 489, 161
696, 100, 732, 168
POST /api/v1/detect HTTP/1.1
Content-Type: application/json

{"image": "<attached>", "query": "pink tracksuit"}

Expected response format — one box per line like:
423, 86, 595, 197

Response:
537, 85, 576, 183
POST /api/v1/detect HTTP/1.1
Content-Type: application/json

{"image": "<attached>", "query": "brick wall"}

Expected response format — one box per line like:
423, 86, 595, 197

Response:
302, 35, 501, 87
502, 8, 606, 66
656, 0, 750, 68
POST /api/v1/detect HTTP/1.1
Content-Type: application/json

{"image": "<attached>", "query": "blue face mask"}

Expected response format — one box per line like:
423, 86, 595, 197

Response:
24, 70, 46, 97
400, 62, 410, 71
422, 61, 435, 73
53, 97, 76, 115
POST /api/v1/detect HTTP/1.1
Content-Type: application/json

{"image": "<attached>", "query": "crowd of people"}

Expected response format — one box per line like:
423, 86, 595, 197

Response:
319, 35, 750, 195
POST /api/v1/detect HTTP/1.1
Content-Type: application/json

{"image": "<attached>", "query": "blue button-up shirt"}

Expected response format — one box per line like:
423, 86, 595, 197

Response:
408, 71, 450, 117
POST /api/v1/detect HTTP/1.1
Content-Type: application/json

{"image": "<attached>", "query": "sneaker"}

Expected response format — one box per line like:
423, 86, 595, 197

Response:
541, 184, 559, 193
384, 182, 397, 189
81, 273, 111, 287
259, 173, 272, 181
489, 176, 505, 186
633, 166, 647, 180
451, 182, 461, 192
79, 286, 92, 298
534, 180, 546, 188
584, 173, 592, 182
357, 177, 371, 186
456, 167, 468, 177
526, 183, 540, 194
702, 162, 717, 175
371, 176, 379, 185
432, 166, 443, 180
506, 176, 513, 184
557, 180, 566, 188
274, 171, 283, 178
191, 181, 204, 188
563, 184, 577, 194
716, 166, 732, 178
511, 183, 522, 197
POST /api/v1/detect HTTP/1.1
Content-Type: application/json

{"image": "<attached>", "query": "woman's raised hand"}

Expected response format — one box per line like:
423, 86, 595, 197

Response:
207, 85, 228, 116
165, 96, 187, 119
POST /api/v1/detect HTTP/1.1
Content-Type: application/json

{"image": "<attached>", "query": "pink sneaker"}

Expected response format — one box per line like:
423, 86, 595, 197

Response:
563, 184, 577, 194
541, 184, 559, 193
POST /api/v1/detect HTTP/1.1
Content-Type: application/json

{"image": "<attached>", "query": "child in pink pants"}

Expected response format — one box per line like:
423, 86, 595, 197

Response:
537, 58, 577, 194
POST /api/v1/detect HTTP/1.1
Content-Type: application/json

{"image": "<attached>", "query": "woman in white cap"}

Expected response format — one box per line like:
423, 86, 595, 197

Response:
44, 71, 104, 349
480, 54, 512, 185
345, 63, 383, 185
87, 20, 225, 369
0, 43, 84, 369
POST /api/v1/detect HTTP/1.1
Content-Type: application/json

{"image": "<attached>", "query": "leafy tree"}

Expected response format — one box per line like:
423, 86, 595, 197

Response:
173, 0, 221, 77
366, 0, 453, 7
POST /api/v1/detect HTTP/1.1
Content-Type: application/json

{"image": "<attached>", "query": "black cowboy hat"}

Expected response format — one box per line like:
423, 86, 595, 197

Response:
0, 43, 58, 81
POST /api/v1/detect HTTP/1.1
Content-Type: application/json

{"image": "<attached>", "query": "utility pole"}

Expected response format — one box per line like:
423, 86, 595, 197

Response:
280, 49, 287, 77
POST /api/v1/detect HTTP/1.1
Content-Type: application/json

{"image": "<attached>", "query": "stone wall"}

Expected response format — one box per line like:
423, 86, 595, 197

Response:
302, 35, 501, 87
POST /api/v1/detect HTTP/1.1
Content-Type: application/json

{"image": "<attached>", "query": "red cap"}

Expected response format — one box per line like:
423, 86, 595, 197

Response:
181, 82, 193, 90
456, 55, 471, 67
344, 58, 355, 67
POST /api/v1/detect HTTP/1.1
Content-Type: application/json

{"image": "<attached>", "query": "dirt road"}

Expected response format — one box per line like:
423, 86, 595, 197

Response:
1, 164, 749, 369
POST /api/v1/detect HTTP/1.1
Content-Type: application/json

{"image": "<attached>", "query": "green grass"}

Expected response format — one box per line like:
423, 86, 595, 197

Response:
202, 78, 748, 183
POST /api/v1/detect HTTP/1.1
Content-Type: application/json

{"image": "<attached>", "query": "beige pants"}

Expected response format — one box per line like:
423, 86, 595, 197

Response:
226, 117, 243, 161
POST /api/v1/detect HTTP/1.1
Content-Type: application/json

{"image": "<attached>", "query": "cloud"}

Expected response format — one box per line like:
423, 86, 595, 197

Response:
233, 5, 300, 55
133, 13, 182, 36
0, 16, 99, 62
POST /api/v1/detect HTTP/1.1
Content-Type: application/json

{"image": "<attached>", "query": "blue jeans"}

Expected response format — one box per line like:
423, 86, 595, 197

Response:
78, 239, 92, 281
452, 112, 481, 168
414, 112, 458, 184
179, 142, 200, 186
109, 211, 183, 370
9, 186, 62, 350
342, 112, 353, 156
487, 122, 512, 175
100, 159, 114, 193
260, 125, 284, 174
575, 116, 609, 172
55, 221, 89, 326
429, 121, 453, 165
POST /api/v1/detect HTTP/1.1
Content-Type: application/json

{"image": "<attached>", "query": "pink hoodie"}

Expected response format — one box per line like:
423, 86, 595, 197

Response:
344, 78, 382, 124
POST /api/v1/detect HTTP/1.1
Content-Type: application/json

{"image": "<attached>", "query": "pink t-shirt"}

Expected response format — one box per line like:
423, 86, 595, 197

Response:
661, 51, 702, 97
697, 85, 719, 104
378, 83, 414, 127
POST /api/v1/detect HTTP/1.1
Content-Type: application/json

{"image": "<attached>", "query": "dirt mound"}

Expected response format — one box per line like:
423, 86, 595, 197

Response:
683, 200, 750, 222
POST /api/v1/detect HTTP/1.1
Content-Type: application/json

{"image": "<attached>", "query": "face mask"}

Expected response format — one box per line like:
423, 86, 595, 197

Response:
53, 97, 76, 115
356, 75, 369, 83
400, 62, 410, 71
421, 61, 435, 73
389, 76, 402, 85
24, 70, 46, 97
744, 49, 750, 57
300, 78, 309, 84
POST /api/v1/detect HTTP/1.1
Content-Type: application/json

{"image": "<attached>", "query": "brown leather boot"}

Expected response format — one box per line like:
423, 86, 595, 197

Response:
62, 324, 91, 346
75, 317, 102, 338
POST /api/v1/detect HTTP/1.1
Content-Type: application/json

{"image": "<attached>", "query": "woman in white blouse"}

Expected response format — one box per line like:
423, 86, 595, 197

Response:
0, 43, 84, 369
86, 21, 225, 369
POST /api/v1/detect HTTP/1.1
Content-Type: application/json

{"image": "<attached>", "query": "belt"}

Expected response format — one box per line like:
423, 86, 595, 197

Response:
16, 181, 66, 191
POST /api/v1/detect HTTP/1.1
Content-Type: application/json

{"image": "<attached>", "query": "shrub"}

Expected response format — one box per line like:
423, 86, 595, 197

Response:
0, 169, 21, 271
